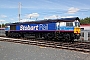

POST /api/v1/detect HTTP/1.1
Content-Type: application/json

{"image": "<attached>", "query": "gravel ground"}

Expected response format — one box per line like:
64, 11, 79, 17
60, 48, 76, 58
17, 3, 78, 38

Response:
0, 41, 90, 60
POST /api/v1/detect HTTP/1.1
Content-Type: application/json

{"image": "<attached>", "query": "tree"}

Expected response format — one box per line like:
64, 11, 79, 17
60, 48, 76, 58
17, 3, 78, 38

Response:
80, 17, 90, 24
0, 24, 5, 28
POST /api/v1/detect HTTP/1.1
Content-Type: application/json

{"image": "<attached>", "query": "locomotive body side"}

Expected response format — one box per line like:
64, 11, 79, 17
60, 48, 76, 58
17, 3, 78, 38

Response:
5, 22, 57, 39
5, 17, 81, 41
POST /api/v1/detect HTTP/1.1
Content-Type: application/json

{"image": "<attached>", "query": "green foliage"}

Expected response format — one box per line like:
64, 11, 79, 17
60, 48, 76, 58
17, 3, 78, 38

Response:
80, 17, 90, 24
0, 24, 5, 28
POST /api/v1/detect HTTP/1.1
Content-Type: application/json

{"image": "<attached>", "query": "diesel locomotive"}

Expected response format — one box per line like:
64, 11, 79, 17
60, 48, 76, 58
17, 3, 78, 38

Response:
5, 17, 81, 41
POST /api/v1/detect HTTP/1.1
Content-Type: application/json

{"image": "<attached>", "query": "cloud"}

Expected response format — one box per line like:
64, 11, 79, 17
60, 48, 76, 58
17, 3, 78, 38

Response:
19, 19, 35, 22
67, 7, 80, 14
0, 15, 7, 18
26, 13, 39, 18
44, 15, 76, 19
44, 15, 60, 19
9, 18, 15, 21
0, 19, 5, 22
61, 16, 75, 18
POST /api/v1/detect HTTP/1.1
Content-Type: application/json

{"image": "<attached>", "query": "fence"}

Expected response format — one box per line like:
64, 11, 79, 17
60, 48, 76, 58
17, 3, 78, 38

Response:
0, 28, 5, 36
80, 30, 90, 41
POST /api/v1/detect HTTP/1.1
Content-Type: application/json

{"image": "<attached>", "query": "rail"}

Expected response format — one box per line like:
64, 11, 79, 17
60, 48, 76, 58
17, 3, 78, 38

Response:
0, 37, 90, 53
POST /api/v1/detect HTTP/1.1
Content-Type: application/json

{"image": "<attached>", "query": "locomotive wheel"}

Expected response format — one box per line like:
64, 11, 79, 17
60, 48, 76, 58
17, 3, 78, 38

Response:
45, 33, 54, 40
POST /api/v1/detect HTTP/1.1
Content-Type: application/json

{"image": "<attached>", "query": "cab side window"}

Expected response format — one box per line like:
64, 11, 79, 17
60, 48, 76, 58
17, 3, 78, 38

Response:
66, 22, 73, 26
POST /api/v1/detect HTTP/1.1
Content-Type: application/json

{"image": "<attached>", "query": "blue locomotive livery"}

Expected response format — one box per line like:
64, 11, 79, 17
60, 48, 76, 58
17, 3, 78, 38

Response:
16, 23, 56, 31
5, 17, 81, 41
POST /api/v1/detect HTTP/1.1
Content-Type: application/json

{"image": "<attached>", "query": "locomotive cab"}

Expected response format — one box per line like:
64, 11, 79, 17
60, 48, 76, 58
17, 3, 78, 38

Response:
55, 18, 81, 41
74, 20, 81, 39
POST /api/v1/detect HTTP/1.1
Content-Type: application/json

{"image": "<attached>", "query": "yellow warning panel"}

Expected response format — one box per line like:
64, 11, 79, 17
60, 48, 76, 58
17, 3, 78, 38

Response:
74, 27, 81, 34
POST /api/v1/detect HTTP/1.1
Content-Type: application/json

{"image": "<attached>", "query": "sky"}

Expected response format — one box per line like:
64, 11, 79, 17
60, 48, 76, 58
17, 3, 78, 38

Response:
0, 0, 90, 23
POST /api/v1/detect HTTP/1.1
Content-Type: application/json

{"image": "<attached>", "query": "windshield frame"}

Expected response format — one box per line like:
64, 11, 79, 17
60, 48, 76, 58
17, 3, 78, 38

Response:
75, 21, 80, 27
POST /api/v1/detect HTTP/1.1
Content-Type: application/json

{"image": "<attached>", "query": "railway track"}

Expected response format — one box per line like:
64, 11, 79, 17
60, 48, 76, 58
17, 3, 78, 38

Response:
0, 37, 90, 53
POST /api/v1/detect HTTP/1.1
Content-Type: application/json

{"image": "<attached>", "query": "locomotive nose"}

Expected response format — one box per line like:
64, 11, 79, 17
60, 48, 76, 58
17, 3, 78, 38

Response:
74, 27, 81, 34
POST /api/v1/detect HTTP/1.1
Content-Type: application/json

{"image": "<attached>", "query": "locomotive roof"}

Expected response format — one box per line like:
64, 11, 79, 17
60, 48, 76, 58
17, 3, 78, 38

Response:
6, 17, 80, 25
